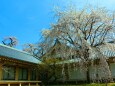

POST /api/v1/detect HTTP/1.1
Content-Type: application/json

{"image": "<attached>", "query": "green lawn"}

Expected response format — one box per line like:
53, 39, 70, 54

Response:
47, 83, 115, 86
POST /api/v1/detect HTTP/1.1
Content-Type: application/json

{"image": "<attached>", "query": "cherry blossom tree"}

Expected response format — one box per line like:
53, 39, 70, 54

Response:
41, 6, 115, 83
2, 36, 18, 47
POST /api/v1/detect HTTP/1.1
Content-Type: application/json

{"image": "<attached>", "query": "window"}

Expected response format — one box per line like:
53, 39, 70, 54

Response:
30, 70, 36, 80
18, 68, 28, 80
2, 66, 15, 80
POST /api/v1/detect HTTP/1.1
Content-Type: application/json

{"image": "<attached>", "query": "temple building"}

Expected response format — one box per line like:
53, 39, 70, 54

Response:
0, 44, 41, 86
42, 39, 115, 84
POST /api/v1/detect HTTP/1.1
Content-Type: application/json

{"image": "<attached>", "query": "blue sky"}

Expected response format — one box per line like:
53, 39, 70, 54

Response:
0, 0, 115, 49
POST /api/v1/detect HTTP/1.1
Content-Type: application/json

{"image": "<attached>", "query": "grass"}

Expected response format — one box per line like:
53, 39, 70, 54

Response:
47, 83, 115, 86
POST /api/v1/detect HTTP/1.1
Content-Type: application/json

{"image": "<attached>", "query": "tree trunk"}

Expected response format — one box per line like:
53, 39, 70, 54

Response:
84, 48, 90, 83
86, 68, 90, 83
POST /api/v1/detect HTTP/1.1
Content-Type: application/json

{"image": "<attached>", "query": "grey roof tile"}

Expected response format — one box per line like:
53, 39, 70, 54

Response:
59, 43, 115, 64
0, 44, 41, 64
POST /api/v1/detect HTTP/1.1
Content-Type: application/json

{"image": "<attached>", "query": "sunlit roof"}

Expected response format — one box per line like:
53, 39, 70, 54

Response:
0, 44, 41, 64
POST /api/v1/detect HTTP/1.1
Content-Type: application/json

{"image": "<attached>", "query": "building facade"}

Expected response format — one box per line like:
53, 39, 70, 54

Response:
42, 40, 115, 84
0, 44, 41, 86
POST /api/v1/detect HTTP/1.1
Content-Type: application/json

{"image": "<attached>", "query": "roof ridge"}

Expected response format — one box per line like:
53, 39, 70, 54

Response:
0, 43, 33, 56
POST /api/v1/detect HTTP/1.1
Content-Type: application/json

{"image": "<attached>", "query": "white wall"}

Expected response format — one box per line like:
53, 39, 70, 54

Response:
89, 66, 97, 80
110, 63, 115, 78
68, 64, 114, 81
57, 63, 115, 81
68, 68, 87, 81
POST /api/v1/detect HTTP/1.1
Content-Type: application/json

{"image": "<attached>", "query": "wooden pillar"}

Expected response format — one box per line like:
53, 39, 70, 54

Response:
15, 67, 18, 80
36, 70, 38, 80
0, 64, 2, 80
28, 69, 30, 80
8, 83, 10, 86
36, 83, 39, 86
28, 83, 31, 86
19, 83, 21, 86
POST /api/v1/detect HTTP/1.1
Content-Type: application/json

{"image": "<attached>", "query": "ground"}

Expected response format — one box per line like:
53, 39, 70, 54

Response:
47, 83, 115, 86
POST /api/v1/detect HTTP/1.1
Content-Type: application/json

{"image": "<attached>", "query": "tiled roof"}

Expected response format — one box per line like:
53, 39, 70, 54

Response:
0, 44, 41, 64
90, 43, 115, 59
59, 43, 115, 64
100, 43, 115, 57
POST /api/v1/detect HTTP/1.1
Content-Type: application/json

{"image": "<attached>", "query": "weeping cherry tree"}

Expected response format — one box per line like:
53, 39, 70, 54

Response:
41, 6, 115, 83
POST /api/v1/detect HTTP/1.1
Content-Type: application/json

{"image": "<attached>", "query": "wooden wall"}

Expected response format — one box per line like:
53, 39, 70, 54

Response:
0, 56, 38, 81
